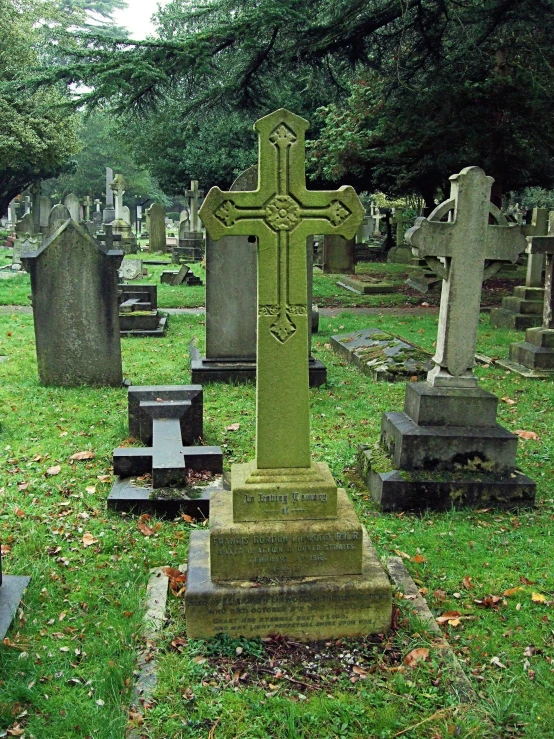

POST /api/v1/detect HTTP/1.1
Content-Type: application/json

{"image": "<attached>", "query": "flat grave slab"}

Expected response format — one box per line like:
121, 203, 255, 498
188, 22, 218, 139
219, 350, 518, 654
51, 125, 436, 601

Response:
337, 276, 395, 294
494, 358, 554, 378
107, 473, 227, 517
331, 327, 433, 382
0, 575, 31, 641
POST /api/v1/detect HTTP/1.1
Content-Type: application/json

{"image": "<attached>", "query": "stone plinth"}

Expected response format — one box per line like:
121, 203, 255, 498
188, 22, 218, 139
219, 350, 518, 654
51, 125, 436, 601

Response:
111, 219, 137, 254
507, 327, 554, 372
118, 284, 167, 337
490, 286, 544, 329
359, 382, 535, 512
185, 528, 392, 641
337, 276, 394, 294
175, 233, 204, 262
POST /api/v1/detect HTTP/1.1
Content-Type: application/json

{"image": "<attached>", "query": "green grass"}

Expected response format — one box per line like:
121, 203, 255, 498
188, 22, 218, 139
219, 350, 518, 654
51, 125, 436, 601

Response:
0, 300, 553, 738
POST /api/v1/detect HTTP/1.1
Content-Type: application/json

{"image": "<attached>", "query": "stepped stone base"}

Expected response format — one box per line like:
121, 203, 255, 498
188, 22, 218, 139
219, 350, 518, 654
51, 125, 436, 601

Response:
490, 287, 544, 329
509, 328, 554, 370
358, 445, 536, 512
185, 528, 392, 641
190, 352, 327, 387
120, 314, 167, 337
489, 309, 542, 330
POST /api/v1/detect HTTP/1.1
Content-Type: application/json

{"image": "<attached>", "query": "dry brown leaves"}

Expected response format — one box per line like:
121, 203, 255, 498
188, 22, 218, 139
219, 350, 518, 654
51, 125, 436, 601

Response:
70, 451, 95, 461
162, 567, 187, 597
137, 513, 161, 537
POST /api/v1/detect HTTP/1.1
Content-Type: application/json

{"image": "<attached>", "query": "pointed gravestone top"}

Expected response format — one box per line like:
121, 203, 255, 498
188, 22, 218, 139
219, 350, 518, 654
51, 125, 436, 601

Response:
21, 220, 124, 386
407, 167, 526, 387
200, 108, 363, 489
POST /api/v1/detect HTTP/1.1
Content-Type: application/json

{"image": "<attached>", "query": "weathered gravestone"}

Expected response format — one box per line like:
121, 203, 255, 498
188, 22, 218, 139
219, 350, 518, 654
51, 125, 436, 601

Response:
108, 386, 224, 515
191, 166, 325, 385
92, 211, 103, 233
12, 235, 39, 270
322, 234, 355, 273
147, 203, 167, 253
21, 220, 124, 386
15, 212, 34, 236
337, 275, 395, 295
387, 210, 413, 263
121, 205, 131, 225
499, 214, 554, 376
490, 208, 550, 329
358, 167, 536, 512
176, 180, 204, 260
103, 166, 115, 223
185, 108, 392, 641
119, 258, 143, 281
331, 328, 433, 382
46, 204, 71, 240
0, 547, 30, 641
38, 196, 51, 232
63, 193, 80, 222
160, 263, 203, 286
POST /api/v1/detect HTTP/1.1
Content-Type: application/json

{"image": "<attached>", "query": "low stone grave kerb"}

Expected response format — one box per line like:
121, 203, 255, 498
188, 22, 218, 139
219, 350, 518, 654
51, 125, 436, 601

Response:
108, 386, 223, 515
337, 275, 395, 295
331, 327, 433, 382
358, 167, 536, 511
0, 547, 31, 641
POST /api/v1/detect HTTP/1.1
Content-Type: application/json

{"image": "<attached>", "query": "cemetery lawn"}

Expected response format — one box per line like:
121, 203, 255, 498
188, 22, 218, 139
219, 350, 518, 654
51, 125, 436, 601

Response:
0, 311, 552, 738
0, 257, 522, 312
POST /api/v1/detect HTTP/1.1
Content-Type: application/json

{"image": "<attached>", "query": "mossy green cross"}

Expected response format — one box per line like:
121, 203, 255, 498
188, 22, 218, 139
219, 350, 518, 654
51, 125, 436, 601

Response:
200, 109, 363, 470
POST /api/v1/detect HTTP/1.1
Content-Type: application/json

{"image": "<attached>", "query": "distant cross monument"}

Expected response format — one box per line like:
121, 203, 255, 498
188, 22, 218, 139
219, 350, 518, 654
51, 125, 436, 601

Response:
186, 180, 204, 233
407, 167, 525, 387
527, 223, 554, 329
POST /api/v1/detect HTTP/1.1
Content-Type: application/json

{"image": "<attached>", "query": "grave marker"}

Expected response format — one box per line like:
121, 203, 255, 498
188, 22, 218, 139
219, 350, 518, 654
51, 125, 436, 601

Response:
148, 203, 167, 252
359, 167, 535, 510
63, 193, 80, 222
0, 547, 31, 641
186, 108, 391, 640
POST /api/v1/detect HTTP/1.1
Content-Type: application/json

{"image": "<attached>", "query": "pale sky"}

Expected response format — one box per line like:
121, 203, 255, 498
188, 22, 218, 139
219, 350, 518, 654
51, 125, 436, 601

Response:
113, 0, 170, 40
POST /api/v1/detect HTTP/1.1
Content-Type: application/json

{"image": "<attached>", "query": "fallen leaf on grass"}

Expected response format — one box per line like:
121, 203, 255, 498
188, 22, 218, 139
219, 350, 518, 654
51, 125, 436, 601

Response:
474, 595, 503, 608
404, 647, 429, 667
411, 554, 426, 564
86, 486, 96, 494
162, 567, 187, 596
181, 514, 195, 523
13, 506, 25, 518
82, 532, 98, 548
1, 544, 11, 555
531, 592, 547, 603
490, 656, 507, 669
137, 513, 161, 537
192, 656, 207, 664
434, 589, 447, 602
225, 423, 240, 432
70, 451, 95, 461
436, 610, 462, 625
501, 397, 517, 405
6, 724, 25, 737
17, 482, 28, 491
462, 576, 474, 590
97, 475, 111, 483
394, 549, 411, 560
504, 586, 524, 597
514, 430, 540, 441
46, 465, 61, 476
352, 666, 368, 678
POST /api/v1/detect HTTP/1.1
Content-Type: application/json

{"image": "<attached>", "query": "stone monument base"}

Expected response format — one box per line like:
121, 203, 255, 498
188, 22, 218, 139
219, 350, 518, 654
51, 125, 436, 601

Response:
358, 382, 536, 511
386, 245, 412, 264
490, 287, 544, 330
120, 311, 168, 337
185, 528, 392, 641
190, 350, 327, 387
337, 276, 395, 294
508, 327, 554, 371
0, 575, 31, 640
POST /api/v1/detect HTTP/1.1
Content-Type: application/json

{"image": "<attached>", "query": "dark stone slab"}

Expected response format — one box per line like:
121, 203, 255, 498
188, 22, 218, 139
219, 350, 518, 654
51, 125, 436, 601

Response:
331, 328, 433, 382
322, 235, 355, 274
118, 284, 157, 310
509, 329, 554, 370
358, 444, 535, 512
0, 576, 31, 640
107, 474, 226, 517
381, 411, 519, 474
143, 259, 172, 266
120, 315, 168, 338
337, 276, 395, 294
127, 385, 203, 443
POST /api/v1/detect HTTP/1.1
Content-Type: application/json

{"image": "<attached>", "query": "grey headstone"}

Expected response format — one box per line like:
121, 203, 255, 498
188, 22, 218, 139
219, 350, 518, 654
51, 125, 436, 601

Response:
121, 205, 131, 225
15, 212, 34, 236
39, 196, 51, 228
63, 193, 80, 222
92, 211, 103, 232
119, 258, 143, 281
21, 220, 124, 386
148, 203, 166, 252
46, 204, 71, 240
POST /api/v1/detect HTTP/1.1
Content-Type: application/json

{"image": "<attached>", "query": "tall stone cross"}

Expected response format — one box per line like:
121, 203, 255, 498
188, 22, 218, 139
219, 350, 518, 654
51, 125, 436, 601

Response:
83, 196, 92, 221
407, 166, 526, 387
523, 208, 549, 288
94, 198, 102, 213
186, 180, 204, 233
527, 215, 554, 329
200, 108, 363, 469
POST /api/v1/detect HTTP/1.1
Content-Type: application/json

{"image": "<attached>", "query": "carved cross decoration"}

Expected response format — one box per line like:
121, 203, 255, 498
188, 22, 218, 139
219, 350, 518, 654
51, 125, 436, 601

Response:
407, 167, 526, 387
200, 109, 363, 469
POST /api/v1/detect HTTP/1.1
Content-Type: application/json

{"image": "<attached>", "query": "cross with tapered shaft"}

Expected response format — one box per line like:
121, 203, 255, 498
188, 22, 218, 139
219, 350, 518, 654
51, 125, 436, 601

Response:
407, 167, 526, 387
523, 208, 549, 287
527, 219, 554, 329
186, 180, 204, 233
200, 109, 363, 470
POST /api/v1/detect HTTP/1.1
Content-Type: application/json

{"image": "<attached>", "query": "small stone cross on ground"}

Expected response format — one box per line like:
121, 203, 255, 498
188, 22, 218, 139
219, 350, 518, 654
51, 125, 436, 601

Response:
527, 216, 554, 329
200, 108, 363, 471
186, 180, 204, 232
407, 166, 526, 387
